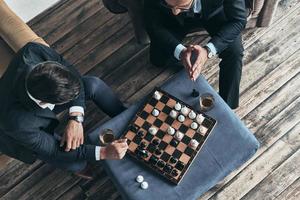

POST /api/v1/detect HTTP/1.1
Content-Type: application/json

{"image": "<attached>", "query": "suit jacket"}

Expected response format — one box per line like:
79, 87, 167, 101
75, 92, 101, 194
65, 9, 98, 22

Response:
0, 42, 96, 164
144, 0, 247, 57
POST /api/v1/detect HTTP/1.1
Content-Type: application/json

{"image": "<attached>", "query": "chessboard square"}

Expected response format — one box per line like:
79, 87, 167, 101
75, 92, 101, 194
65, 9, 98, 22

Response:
162, 134, 173, 143
184, 146, 194, 156
133, 136, 143, 144
172, 149, 183, 159
158, 141, 168, 149
145, 132, 154, 141
135, 117, 145, 127
144, 104, 154, 113
153, 118, 163, 127
165, 146, 176, 155
147, 115, 156, 124
202, 118, 213, 128
166, 98, 176, 107
161, 152, 171, 162
156, 130, 165, 139
186, 129, 196, 138
177, 142, 187, 152
162, 106, 172, 114
179, 154, 190, 163
158, 112, 168, 121
156, 101, 165, 111
128, 142, 138, 151
165, 116, 175, 125
160, 123, 169, 132
181, 135, 192, 145
179, 124, 189, 133
160, 95, 169, 104
147, 143, 156, 153
140, 110, 149, 119
149, 98, 158, 106
172, 121, 181, 130
142, 121, 151, 131
193, 133, 202, 141
183, 118, 193, 127
125, 131, 136, 140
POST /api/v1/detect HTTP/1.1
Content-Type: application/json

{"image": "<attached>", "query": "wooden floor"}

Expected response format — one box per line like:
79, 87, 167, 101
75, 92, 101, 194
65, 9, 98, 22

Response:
0, 0, 299, 199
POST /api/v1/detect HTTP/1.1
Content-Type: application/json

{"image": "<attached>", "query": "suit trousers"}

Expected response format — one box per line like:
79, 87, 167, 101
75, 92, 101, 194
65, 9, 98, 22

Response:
149, 11, 244, 109
37, 76, 126, 172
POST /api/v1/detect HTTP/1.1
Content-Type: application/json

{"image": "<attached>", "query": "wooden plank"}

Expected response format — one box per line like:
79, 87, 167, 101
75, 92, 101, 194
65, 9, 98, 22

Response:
274, 178, 300, 200
241, 150, 300, 200
206, 121, 300, 200
0, 161, 43, 197
74, 22, 134, 75
199, 95, 300, 200
1, 164, 55, 199
56, 185, 86, 200
61, 13, 130, 65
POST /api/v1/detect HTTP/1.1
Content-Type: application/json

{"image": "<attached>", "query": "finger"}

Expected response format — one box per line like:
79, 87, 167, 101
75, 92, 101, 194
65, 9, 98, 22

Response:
65, 138, 72, 152
71, 139, 77, 150
80, 137, 84, 145
76, 139, 81, 148
115, 138, 127, 143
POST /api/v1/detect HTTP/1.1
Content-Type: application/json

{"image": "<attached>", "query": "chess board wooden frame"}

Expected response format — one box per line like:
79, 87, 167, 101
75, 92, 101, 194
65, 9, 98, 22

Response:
122, 87, 217, 184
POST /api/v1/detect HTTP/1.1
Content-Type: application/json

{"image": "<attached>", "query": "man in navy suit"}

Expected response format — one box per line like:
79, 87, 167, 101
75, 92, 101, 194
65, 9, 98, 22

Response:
0, 42, 128, 178
144, 0, 247, 109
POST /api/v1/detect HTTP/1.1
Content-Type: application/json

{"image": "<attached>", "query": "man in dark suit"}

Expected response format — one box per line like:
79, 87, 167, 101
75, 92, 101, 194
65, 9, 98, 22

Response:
144, 0, 247, 109
0, 42, 128, 178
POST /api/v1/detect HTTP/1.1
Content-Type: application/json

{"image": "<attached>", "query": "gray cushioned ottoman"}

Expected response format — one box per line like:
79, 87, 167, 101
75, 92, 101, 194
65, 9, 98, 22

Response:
88, 69, 259, 200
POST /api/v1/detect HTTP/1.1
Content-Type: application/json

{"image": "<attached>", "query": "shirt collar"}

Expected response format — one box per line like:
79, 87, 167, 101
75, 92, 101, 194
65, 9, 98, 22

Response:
26, 90, 55, 111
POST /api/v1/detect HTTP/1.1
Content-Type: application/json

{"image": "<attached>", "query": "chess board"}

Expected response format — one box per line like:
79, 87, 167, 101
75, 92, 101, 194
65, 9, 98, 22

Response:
122, 88, 217, 184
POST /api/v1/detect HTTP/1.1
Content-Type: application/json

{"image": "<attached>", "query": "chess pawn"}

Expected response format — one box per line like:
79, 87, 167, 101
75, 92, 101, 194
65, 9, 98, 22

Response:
178, 114, 185, 122
153, 91, 162, 100
170, 110, 178, 119
188, 111, 196, 119
181, 106, 189, 116
148, 127, 157, 135
196, 114, 205, 124
191, 122, 198, 130
189, 139, 199, 148
175, 131, 184, 140
174, 102, 182, 111
152, 109, 160, 117
167, 126, 175, 135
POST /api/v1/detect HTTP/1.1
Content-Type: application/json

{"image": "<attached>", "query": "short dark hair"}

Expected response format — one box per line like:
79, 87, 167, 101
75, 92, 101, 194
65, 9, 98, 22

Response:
26, 61, 81, 104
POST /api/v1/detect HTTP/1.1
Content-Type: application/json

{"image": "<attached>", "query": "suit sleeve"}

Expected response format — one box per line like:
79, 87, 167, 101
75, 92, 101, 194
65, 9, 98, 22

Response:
209, 0, 247, 53
144, 0, 181, 58
14, 128, 96, 162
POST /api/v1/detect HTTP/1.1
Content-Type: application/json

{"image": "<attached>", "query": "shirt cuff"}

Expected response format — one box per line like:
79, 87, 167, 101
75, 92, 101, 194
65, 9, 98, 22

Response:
95, 146, 101, 160
174, 44, 187, 60
69, 106, 84, 115
206, 42, 218, 55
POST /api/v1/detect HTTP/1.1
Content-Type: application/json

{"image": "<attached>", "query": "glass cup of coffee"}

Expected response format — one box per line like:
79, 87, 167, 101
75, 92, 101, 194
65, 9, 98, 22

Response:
99, 129, 115, 146
199, 93, 215, 112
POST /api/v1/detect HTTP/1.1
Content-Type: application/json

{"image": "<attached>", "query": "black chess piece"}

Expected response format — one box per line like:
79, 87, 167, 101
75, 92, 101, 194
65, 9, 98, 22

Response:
152, 138, 160, 146
157, 160, 165, 168
149, 156, 158, 165
155, 148, 162, 155
175, 161, 185, 170
137, 130, 145, 137
169, 157, 178, 164
140, 141, 147, 148
170, 139, 179, 147
171, 169, 179, 177
163, 164, 172, 173
191, 89, 199, 97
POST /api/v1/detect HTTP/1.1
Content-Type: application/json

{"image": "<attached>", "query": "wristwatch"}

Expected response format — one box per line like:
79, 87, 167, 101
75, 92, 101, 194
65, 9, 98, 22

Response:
204, 45, 214, 59
69, 115, 84, 123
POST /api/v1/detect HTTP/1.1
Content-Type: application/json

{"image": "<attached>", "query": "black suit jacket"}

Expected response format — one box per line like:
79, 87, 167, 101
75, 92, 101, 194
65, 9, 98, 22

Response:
0, 42, 96, 164
144, 0, 247, 57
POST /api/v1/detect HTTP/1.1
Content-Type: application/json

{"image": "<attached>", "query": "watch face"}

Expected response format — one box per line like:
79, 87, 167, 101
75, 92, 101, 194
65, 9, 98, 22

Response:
208, 52, 213, 58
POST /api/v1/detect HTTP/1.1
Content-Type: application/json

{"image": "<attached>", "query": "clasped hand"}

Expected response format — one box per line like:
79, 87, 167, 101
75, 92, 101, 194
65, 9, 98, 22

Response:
180, 45, 208, 81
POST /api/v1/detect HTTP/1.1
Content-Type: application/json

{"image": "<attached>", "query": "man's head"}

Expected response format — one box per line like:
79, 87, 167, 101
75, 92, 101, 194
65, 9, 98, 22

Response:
163, 0, 194, 15
26, 61, 81, 105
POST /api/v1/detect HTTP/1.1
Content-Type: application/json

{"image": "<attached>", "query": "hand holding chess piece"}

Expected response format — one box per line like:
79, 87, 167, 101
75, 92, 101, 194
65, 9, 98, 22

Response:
100, 138, 128, 160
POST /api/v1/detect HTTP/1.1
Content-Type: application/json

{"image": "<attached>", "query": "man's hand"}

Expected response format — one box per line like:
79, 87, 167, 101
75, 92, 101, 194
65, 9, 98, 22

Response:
100, 139, 128, 160
60, 113, 84, 152
190, 45, 208, 81
180, 45, 194, 78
